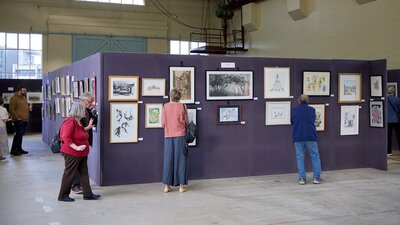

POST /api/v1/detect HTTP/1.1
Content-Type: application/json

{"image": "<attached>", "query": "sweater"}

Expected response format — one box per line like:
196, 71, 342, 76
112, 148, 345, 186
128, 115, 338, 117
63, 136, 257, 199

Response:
9, 94, 30, 122
161, 102, 188, 138
291, 103, 317, 142
60, 117, 89, 157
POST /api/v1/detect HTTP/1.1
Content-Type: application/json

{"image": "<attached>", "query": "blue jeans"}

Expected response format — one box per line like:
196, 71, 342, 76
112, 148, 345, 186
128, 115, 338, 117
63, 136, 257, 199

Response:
294, 141, 322, 179
11, 120, 27, 153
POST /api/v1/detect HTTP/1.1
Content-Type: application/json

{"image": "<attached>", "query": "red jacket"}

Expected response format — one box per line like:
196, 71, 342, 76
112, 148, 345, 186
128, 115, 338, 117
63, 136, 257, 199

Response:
60, 117, 89, 157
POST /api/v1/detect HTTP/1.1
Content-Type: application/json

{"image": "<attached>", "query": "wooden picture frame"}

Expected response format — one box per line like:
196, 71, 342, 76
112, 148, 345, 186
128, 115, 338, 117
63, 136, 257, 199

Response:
309, 104, 326, 131
145, 103, 163, 128
217, 105, 242, 125
110, 102, 138, 143
169, 66, 195, 104
387, 82, 397, 97
206, 70, 253, 100
369, 101, 384, 128
187, 108, 197, 147
338, 73, 362, 103
370, 75, 383, 97
108, 75, 139, 101
265, 101, 291, 125
302, 71, 330, 96
142, 78, 166, 96
264, 67, 290, 99
340, 105, 359, 135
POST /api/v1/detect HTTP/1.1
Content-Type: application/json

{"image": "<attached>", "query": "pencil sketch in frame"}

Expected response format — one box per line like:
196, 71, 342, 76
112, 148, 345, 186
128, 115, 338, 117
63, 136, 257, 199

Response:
264, 67, 290, 99
303, 71, 330, 96
73, 81, 79, 99
55, 97, 60, 114
52, 79, 56, 96
2, 93, 13, 104
110, 102, 138, 143
109, 75, 139, 101
145, 103, 163, 128
387, 82, 397, 97
66, 97, 72, 116
61, 97, 66, 118
55, 77, 61, 94
84, 78, 90, 94
187, 108, 197, 146
338, 73, 362, 103
309, 104, 326, 131
60, 76, 66, 95
46, 85, 52, 100
265, 101, 291, 125
169, 67, 195, 104
78, 80, 84, 97
206, 70, 253, 100
27, 92, 43, 104
65, 75, 71, 96
217, 105, 241, 125
370, 75, 383, 97
369, 101, 384, 128
142, 78, 166, 96
340, 105, 359, 135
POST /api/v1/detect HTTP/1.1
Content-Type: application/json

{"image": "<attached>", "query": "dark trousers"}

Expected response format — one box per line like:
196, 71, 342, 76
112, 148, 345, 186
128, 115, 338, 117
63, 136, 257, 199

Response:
11, 120, 27, 153
388, 123, 400, 154
58, 154, 93, 199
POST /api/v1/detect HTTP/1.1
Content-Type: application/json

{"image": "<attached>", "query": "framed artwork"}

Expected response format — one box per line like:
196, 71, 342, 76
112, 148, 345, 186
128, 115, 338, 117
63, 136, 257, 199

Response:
52, 79, 56, 96
46, 84, 52, 100
145, 103, 163, 128
370, 75, 383, 97
60, 76, 66, 95
61, 97, 66, 118
27, 92, 43, 104
55, 77, 61, 94
340, 105, 359, 135
309, 104, 326, 131
73, 81, 79, 99
55, 97, 60, 114
66, 97, 72, 115
78, 80, 84, 96
206, 70, 253, 100
142, 78, 166, 96
91, 77, 96, 103
264, 67, 290, 99
217, 105, 241, 125
108, 76, 139, 101
187, 108, 197, 147
387, 82, 397, 97
265, 101, 291, 125
110, 102, 138, 143
1, 93, 13, 104
370, 101, 384, 128
84, 78, 90, 94
338, 73, 362, 103
302, 71, 330, 96
170, 67, 195, 104
66, 75, 71, 96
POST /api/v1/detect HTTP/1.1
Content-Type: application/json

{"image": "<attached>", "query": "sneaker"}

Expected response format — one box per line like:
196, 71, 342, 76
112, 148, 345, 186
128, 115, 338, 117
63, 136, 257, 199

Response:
0, 156, 6, 160
299, 178, 306, 185
71, 186, 83, 194
313, 178, 324, 184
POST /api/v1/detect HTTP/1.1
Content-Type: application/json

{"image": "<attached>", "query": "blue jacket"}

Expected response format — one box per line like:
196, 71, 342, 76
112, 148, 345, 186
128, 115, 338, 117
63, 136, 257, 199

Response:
291, 103, 317, 142
387, 94, 400, 123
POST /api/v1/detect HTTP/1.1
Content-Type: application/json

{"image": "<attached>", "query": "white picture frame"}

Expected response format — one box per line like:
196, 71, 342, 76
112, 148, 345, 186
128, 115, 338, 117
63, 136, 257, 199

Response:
145, 103, 163, 128
169, 67, 195, 104
370, 75, 383, 97
265, 101, 291, 125
110, 102, 138, 143
340, 105, 359, 135
109, 76, 139, 101
142, 78, 166, 96
66, 75, 71, 96
264, 67, 290, 99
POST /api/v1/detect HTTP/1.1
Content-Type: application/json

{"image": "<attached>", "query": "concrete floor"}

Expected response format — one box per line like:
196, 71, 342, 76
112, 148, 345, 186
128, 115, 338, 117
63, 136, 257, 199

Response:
1, 134, 400, 225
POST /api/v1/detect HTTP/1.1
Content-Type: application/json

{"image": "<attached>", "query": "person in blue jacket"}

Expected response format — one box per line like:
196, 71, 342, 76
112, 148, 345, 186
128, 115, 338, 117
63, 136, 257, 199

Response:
387, 86, 400, 156
291, 94, 323, 185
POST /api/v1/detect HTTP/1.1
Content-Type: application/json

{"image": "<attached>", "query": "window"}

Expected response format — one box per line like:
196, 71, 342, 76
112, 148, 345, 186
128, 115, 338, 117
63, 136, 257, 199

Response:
0, 33, 42, 79
169, 40, 206, 55
75, 0, 145, 6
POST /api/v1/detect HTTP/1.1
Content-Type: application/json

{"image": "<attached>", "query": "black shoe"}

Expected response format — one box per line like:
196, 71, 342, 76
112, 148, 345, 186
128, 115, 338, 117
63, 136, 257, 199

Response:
19, 149, 28, 154
83, 194, 101, 200
10, 151, 21, 156
58, 196, 75, 202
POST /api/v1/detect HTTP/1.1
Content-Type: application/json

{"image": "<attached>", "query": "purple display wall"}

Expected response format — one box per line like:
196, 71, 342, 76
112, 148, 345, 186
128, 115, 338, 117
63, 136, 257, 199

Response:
387, 69, 400, 150
98, 53, 387, 186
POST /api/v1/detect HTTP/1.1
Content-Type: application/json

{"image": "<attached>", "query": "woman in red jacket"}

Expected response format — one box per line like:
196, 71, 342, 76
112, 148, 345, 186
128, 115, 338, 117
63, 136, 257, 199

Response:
57, 102, 100, 202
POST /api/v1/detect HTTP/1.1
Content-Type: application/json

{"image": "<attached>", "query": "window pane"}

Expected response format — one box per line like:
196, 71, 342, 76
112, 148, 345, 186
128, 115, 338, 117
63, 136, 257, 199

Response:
110, 0, 121, 3
170, 40, 180, 55
19, 34, 30, 50
0, 50, 5, 78
133, 0, 144, 5
31, 50, 42, 78
199, 42, 206, 47
31, 34, 42, 50
6, 33, 18, 49
0, 33, 5, 49
121, 0, 132, 4
98, 0, 109, 2
5, 50, 17, 78
180, 41, 189, 55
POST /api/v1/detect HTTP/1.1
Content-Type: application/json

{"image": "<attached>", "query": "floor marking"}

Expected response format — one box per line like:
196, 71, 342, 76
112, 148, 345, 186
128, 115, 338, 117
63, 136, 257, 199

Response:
43, 205, 53, 213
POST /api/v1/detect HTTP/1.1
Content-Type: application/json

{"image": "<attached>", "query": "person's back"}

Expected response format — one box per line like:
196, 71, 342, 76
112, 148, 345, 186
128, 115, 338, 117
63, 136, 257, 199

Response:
291, 103, 317, 143
162, 102, 186, 138
387, 94, 400, 123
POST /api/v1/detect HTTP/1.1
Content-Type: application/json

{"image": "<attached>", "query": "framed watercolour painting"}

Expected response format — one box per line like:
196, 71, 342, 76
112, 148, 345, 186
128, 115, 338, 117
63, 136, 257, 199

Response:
170, 67, 195, 104
206, 70, 253, 100
109, 76, 139, 101
110, 102, 138, 143
265, 101, 291, 125
142, 78, 166, 96
370, 75, 383, 97
303, 71, 330, 96
187, 108, 197, 146
145, 103, 163, 128
340, 105, 359, 135
387, 82, 397, 97
309, 104, 326, 131
369, 101, 384, 128
217, 105, 241, 125
338, 73, 362, 103
264, 67, 290, 99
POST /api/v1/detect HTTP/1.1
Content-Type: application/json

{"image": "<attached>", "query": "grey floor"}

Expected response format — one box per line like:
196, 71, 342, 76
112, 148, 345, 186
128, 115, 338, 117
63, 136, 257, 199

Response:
1, 134, 400, 225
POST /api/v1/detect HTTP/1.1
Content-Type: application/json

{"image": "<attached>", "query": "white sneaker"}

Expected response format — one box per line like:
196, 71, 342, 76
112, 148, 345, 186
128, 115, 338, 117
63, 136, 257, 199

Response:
299, 178, 306, 185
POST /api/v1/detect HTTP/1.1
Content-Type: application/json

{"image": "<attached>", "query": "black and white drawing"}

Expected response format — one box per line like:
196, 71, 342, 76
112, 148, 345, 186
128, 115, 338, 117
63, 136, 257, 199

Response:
370, 75, 382, 97
110, 102, 138, 143
265, 101, 291, 125
340, 105, 359, 135
109, 76, 139, 101
206, 70, 253, 100
142, 78, 166, 96
187, 108, 197, 146
264, 67, 290, 99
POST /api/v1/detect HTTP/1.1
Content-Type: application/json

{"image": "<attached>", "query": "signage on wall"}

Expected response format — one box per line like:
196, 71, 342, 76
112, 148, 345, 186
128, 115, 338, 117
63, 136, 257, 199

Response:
221, 62, 236, 68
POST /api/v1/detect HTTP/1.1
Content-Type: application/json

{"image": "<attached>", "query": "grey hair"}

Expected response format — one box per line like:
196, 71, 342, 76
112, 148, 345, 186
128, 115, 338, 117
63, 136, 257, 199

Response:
79, 92, 94, 101
170, 88, 181, 102
67, 102, 86, 118
298, 94, 309, 104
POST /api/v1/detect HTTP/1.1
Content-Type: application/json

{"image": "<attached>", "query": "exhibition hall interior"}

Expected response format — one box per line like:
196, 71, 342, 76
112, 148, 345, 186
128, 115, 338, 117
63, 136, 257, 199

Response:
0, 0, 400, 224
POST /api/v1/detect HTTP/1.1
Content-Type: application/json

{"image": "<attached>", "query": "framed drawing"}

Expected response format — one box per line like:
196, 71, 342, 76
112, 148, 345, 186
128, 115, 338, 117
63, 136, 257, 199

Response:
142, 78, 166, 96
60, 76, 66, 95
66, 75, 71, 96
370, 101, 384, 128
370, 75, 383, 97
84, 78, 90, 94
2, 93, 13, 104
170, 67, 195, 104
264, 67, 290, 99
145, 103, 163, 128
61, 97, 66, 118
338, 73, 362, 103
55, 97, 60, 114
265, 101, 291, 125
52, 79, 56, 96
55, 77, 61, 94
73, 81, 79, 99
187, 108, 197, 147
309, 104, 326, 131
303, 71, 330, 96
27, 92, 43, 104
109, 75, 139, 101
217, 105, 241, 125
66, 97, 72, 115
78, 80, 84, 96
340, 105, 359, 135
206, 70, 253, 100
110, 102, 138, 143
387, 82, 397, 97
47, 85, 52, 100
91, 77, 96, 102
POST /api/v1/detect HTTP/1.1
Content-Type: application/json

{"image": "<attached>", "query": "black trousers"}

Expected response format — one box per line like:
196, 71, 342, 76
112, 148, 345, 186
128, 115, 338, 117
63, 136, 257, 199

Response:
11, 120, 27, 153
387, 123, 400, 154
58, 154, 94, 199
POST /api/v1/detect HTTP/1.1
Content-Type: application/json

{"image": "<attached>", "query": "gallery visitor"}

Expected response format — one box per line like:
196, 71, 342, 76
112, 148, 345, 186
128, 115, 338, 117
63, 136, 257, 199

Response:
387, 86, 400, 156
